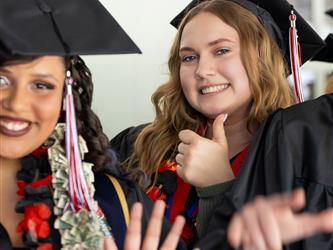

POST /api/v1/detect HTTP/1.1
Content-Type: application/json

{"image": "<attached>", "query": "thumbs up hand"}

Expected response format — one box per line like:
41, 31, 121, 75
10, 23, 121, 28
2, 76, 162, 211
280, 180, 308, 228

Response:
176, 114, 235, 188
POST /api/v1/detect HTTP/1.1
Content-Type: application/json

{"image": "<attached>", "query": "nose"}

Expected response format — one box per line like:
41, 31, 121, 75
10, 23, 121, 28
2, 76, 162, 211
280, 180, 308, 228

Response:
195, 54, 216, 79
2, 84, 30, 112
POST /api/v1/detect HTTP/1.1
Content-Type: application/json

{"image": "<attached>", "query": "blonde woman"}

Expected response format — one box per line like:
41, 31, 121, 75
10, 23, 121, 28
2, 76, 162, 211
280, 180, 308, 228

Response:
111, 0, 324, 246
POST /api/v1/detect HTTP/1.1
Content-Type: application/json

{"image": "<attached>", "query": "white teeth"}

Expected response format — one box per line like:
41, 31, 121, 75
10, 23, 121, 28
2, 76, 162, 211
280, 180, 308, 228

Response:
0, 120, 29, 131
201, 84, 229, 94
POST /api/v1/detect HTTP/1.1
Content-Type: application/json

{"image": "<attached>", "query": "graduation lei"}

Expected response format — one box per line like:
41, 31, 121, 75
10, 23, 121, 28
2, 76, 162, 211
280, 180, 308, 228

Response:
16, 124, 110, 250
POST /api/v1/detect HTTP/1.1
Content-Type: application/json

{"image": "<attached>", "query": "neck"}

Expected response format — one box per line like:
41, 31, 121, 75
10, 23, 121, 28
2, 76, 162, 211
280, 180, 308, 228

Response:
0, 156, 22, 215
0, 156, 24, 247
206, 114, 257, 158
0, 156, 21, 188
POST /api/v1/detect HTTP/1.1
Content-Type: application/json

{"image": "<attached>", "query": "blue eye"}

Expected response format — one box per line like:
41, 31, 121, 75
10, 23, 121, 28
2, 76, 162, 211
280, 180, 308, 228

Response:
0, 76, 10, 87
32, 82, 55, 90
216, 48, 230, 56
181, 55, 198, 63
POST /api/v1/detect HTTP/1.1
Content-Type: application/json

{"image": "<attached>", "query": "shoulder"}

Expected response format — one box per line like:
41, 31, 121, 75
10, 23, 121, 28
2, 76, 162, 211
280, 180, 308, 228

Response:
111, 124, 149, 146
110, 124, 149, 162
257, 94, 333, 138
280, 93, 333, 127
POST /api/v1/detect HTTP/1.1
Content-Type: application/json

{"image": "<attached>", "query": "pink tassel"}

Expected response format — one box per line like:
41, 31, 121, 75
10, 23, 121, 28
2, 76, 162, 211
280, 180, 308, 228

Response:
289, 9, 304, 103
65, 70, 93, 212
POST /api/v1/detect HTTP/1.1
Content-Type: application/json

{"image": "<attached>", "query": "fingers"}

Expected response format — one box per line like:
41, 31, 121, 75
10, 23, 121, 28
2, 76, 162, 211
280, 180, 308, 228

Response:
256, 197, 282, 250
176, 164, 185, 180
141, 200, 166, 250
178, 129, 199, 145
124, 202, 143, 250
228, 213, 244, 248
285, 208, 333, 244
228, 197, 283, 250
104, 237, 118, 250
175, 152, 184, 166
260, 188, 305, 212
160, 216, 185, 250
239, 200, 268, 250
289, 188, 306, 211
177, 142, 189, 154
212, 113, 228, 144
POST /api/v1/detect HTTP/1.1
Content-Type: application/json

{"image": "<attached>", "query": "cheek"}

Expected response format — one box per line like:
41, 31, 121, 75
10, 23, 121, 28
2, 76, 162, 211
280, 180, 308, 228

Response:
35, 93, 63, 127
180, 66, 196, 98
226, 59, 250, 90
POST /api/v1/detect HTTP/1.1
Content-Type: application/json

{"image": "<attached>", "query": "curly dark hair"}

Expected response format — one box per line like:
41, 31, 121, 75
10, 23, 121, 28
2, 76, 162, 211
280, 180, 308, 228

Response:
62, 56, 112, 172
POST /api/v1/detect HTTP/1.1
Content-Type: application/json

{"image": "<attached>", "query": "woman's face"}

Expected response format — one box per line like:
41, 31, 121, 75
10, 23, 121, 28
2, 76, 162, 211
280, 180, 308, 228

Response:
0, 56, 65, 159
179, 12, 252, 120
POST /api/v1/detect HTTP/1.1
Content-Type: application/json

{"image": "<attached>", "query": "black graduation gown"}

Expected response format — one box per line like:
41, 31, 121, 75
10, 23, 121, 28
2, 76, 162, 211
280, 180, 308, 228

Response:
94, 171, 184, 250
0, 169, 185, 250
198, 93, 333, 250
110, 124, 147, 163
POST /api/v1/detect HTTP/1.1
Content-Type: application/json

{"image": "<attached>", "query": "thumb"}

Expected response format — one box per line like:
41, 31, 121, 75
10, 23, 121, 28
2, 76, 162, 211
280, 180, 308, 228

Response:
212, 113, 228, 144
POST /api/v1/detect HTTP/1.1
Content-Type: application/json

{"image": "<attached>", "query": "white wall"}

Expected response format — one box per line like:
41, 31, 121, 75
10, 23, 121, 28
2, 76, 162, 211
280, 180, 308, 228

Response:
83, 0, 190, 139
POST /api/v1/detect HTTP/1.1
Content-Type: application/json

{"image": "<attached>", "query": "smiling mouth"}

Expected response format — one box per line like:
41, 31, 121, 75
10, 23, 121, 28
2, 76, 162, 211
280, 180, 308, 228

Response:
0, 118, 32, 137
201, 84, 230, 95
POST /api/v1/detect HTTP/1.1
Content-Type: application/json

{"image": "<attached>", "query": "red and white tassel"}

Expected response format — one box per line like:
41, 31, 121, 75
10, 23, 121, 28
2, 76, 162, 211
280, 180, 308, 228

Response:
289, 8, 304, 103
65, 70, 93, 212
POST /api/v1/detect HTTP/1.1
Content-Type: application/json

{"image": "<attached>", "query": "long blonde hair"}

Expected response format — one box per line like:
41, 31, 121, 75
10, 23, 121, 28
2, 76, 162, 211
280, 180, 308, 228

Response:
127, 0, 294, 187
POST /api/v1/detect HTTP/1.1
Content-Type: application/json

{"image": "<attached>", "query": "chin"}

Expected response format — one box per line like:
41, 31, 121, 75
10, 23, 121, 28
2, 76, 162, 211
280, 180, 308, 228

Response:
203, 110, 228, 120
0, 145, 34, 160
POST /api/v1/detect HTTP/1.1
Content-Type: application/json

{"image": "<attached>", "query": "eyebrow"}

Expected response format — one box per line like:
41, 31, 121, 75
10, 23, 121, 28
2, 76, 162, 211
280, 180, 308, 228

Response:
208, 38, 234, 46
0, 68, 10, 73
0, 68, 60, 82
31, 73, 60, 82
179, 38, 234, 53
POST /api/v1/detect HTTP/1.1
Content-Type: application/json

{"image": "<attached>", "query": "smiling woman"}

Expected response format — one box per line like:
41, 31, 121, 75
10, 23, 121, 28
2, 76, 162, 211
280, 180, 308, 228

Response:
0, 0, 186, 249
110, 0, 325, 247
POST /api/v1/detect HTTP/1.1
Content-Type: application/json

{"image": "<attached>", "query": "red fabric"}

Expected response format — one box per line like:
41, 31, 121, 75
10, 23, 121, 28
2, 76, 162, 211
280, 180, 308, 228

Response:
181, 224, 194, 246
169, 174, 191, 224
37, 243, 53, 250
231, 144, 250, 176
16, 180, 26, 196
16, 175, 52, 196
158, 160, 177, 173
16, 203, 51, 239
31, 146, 48, 157
147, 186, 166, 202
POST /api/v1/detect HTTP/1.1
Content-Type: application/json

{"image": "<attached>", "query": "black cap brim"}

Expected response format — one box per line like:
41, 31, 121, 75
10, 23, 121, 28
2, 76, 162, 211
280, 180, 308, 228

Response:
0, 0, 141, 57
326, 9, 333, 18
312, 34, 333, 63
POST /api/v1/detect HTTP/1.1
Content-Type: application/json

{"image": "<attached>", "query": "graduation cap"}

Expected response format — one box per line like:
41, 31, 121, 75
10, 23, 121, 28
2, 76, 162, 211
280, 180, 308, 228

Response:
170, 0, 325, 103
311, 34, 333, 63
0, 0, 142, 229
0, 0, 141, 58
311, 9, 333, 62
326, 9, 333, 18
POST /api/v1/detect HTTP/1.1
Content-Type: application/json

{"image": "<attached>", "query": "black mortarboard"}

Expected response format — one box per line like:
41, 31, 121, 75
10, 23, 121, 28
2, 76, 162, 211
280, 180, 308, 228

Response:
170, 0, 325, 65
0, 0, 141, 58
312, 34, 333, 63
326, 9, 333, 18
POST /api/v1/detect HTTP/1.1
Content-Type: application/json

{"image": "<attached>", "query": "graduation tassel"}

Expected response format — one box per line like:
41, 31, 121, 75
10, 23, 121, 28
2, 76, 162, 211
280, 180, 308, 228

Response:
289, 7, 304, 103
65, 70, 93, 212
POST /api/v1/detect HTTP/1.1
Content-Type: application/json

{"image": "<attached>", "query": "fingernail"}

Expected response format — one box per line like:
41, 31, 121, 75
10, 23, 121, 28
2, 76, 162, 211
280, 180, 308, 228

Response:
223, 113, 228, 123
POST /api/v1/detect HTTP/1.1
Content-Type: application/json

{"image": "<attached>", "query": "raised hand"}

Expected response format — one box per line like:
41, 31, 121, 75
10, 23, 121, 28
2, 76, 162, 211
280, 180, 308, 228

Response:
104, 200, 185, 250
228, 188, 333, 250
176, 113, 234, 187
